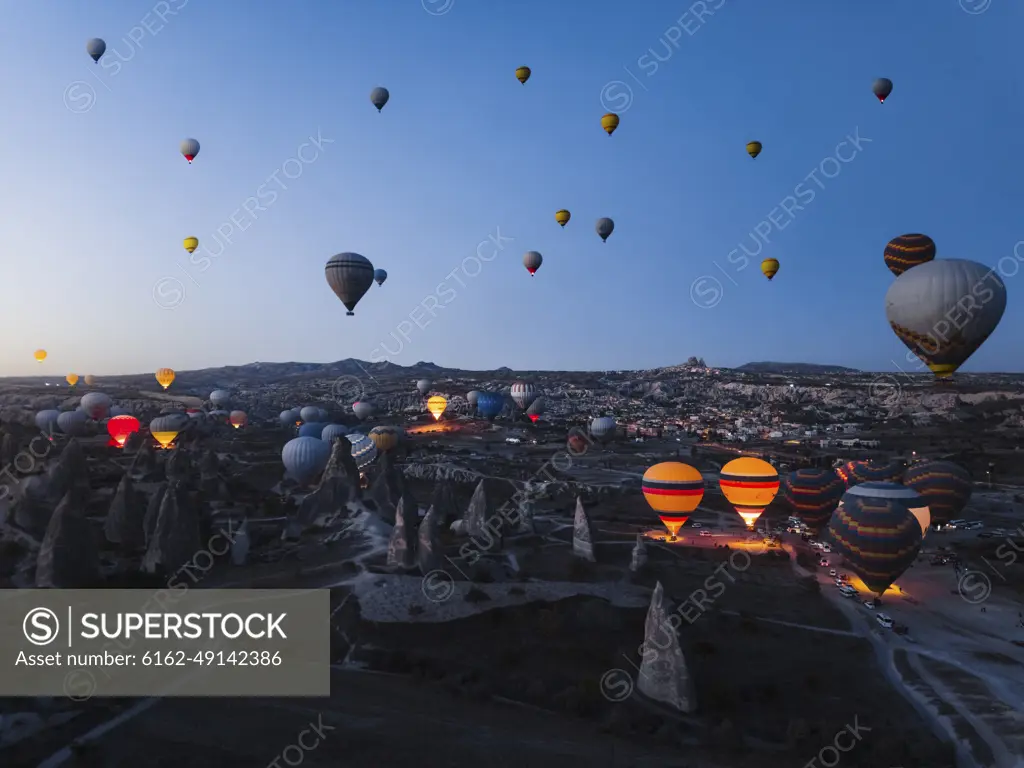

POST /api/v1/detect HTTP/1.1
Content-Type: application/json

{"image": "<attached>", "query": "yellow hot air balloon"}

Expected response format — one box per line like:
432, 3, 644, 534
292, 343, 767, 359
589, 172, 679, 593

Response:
66, 373, 79, 387
427, 396, 447, 421
555, 209, 571, 227
746, 141, 762, 158
719, 457, 779, 528
155, 368, 175, 390
642, 462, 704, 541
34, 349, 47, 363
761, 258, 779, 280
601, 113, 620, 136
515, 66, 531, 84
152, 430, 179, 448
84, 375, 96, 386
183, 237, 199, 253
369, 426, 400, 453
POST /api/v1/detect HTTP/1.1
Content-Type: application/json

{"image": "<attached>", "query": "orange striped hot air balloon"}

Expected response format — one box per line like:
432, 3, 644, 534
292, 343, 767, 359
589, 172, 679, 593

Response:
155, 368, 175, 390
719, 457, 779, 528
642, 462, 704, 541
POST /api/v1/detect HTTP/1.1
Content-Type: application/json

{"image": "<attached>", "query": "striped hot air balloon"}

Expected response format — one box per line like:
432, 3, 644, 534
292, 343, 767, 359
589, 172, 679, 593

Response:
590, 416, 616, 442
510, 381, 538, 410
844, 459, 905, 488
903, 460, 973, 525
781, 468, 845, 533
643, 462, 704, 540
719, 457, 779, 528
883, 234, 936, 277
827, 483, 924, 597
345, 432, 378, 470
369, 425, 401, 453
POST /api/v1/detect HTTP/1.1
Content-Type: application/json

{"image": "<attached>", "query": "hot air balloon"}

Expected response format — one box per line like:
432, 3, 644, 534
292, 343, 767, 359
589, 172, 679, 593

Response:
80, 392, 111, 420
57, 410, 88, 437
523, 251, 543, 276
515, 66, 531, 84
155, 368, 175, 390
325, 252, 375, 316
209, 409, 229, 423
345, 432, 379, 470
369, 425, 401, 453
883, 234, 936, 277
510, 381, 538, 410
643, 462, 704, 541
299, 406, 319, 423
229, 411, 248, 429
843, 459, 905, 488
86, 38, 106, 63
476, 391, 503, 421
278, 410, 293, 426
526, 397, 545, 423
746, 141, 762, 158
282, 436, 331, 486
180, 138, 200, 163
370, 86, 390, 112
84, 375, 96, 386
183, 237, 199, 254
34, 349, 46, 363
35, 410, 61, 434
298, 422, 325, 438
416, 379, 432, 396
719, 457, 779, 528
149, 415, 183, 448
903, 460, 973, 525
596, 218, 614, 242
761, 258, 779, 280
374, 268, 387, 286
107, 415, 140, 447
352, 401, 375, 420
872, 78, 893, 104
555, 210, 570, 227
315, 407, 330, 422
66, 374, 79, 387
427, 396, 447, 421
838, 483, 931, 537
467, 390, 480, 408
601, 113, 619, 135
210, 390, 231, 407
827, 483, 923, 597
781, 468, 845, 533
885, 259, 1006, 380
590, 416, 616, 442
321, 424, 349, 444
567, 428, 590, 455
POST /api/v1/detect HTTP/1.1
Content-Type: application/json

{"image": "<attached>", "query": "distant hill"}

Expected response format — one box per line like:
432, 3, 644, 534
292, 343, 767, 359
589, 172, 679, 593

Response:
735, 362, 860, 374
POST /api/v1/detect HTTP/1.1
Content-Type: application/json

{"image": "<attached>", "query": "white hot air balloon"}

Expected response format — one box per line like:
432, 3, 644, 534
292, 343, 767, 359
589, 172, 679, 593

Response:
590, 416, 617, 442
210, 390, 231, 407
57, 410, 88, 436
510, 381, 538, 410
416, 379, 432, 396
282, 436, 331, 486
180, 137, 200, 163
299, 406, 319, 423
35, 410, 61, 434
467, 390, 480, 408
80, 392, 111, 420
352, 401, 375, 420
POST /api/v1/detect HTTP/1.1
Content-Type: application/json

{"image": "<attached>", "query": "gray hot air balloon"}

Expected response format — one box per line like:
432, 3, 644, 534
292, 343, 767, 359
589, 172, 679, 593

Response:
282, 436, 331, 486
526, 397, 546, 421
299, 406, 319, 423
596, 218, 614, 242
374, 268, 387, 286
523, 251, 543, 276
885, 258, 1006, 380
298, 422, 325, 438
325, 252, 375, 315
279, 410, 295, 426
80, 392, 111, 420
352, 401, 375, 420
872, 77, 893, 104
180, 138, 200, 163
467, 390, 480, 408
320, 424, 349, 443
416, 379, 432, 396
316, 407, 330, 422
210, 390, 231, 407
370, 87, 390, 112
86, 38, 106, 63
57, 410, 88, 436
35, 410, 61, 433
590, 415, 616, 441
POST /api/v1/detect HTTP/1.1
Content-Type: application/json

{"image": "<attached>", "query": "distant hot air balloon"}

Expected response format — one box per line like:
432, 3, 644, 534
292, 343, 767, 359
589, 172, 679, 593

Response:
555, 209, 570, 227
320, 424, 348, 444
596, 218, 614, 242
567, 427, 589, 455
886, 259, 1006, 380
180, 138, 200, 163
370, 86, 390, 112
299, 406, 319, 423
149, 415, 181, 448
761, 258, 779, 280
155, 368, 175, 390
467, 390, 480, 408
416, 379, 432, 396
515, 66, 531, 84
590, 416, 616, 442
719, 457, 779, 528
84, 375, 96, 386
526, 397, 545, 422
325, 252, 375, 316
352, 401, 375, 420
183, 237, 199, 254
872, 78, 893, 104
523, 251, 543, 276
510, 381, 538, 410
282, 436, 331, 486
107, 415, 140, 447
476, 391, 503, 421
903, 460, 973, 525
57, 410, 88, 437
86, 38, 106, 63
643, 462, 704, 541
229, 410, 248, 429
34, 349, 47, 363
298, 422, 325, 438
427, 396, 447, 421
601, 113, 620, 136
210, 390, 231, 407
66, 373, 79, 387
746, 141, 762, 158
883, 234, 936, 277
35, 410, 61, 434
280, 410, 296, 426
827, 483, 923, 597
843, 459, 905, 488
80, 392, 111, 420
374, 268, 387, 286
781, 468, 845, 534
345, 432, 379, 471
369, 425, 401, 453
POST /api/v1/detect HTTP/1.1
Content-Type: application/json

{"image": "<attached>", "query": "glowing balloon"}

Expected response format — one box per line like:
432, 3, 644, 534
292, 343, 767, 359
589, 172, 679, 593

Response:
555, 209, 570, 227
601, 113, 619, 136
107, 415, 140, 447
183, 237, 199, 254
643, 462, 704, 540
149, 416, 181, 448
34, 349, 46, 363
66, 374, 79, 387
427, 396, 447, 421
229, 410, 248, 429
155, 368, 175, 390
526, 397, 545, 422
719, 457, 779, 528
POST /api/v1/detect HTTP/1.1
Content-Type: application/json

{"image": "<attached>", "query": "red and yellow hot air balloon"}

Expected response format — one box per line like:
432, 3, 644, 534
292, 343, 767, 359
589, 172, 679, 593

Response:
229, 410, 248, 429
427, 395, 447, 421
155, 368, 175, 390
34, 349, 47, 363
107, 415, 141, 448
66, 373, 79, 387
642, 462, 704, 541
719, 457, 779, 528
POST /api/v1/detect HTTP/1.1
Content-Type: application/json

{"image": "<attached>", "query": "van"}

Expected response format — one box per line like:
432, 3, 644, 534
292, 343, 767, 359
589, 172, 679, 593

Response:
839, 585, 858, 599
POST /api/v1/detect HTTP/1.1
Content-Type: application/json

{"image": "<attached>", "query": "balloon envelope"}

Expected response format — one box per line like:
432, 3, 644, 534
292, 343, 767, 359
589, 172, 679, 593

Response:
761, 258, 779, 280
229, 410, 247, 429
35, 410, 61, 433
352, 401, 375, 420
34, 349, 46, 363
590, 416, 616, 440
872, 77, 893, 103
180, 138, 200, 162
345, 433, 378, 470
299, 406, 319, 423
320, 424, 349, 444
80, 392, 111, 420
903, 460, 973, 524
510, 381, 538, 410
325, 252, 375, 315
643, 462, 704, 538
883, 234, 936, 277
746, 141, 762, 158
523, 251, 542, 276
282, 437, 331, 486
596, 218, 614, 241
781, 468, 845, 533
842, 459, 905, 488
467, 390, 480, 408
600, 113, 619, 135
86, 38, 106, 62
374, 268, 387, 286
719, 457, 779, 527
370, 86, 390, 111
298, 422, 325, 438
155, 368, 175, 390
57, 410, 88, 436
555, 210, 570, 227
476, 392, 503, 420
515, 66, 531, 84
210, 390, 231, 407
107, 415, 140, 447
416, 379, 432, 396
66, 374, 79, 387
427, 396, 447, 421
369, 425, 401, 453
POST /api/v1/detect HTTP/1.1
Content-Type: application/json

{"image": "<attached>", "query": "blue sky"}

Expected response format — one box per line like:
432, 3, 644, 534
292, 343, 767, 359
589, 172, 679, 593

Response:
1, 1, 1021, 376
